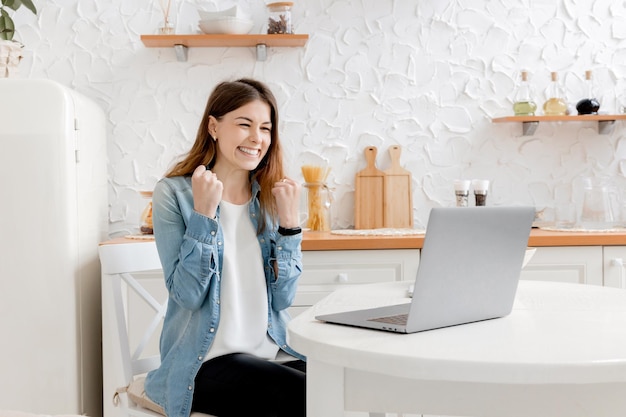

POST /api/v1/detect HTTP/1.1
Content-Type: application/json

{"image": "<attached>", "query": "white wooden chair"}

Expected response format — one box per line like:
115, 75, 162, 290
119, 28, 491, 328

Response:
99, 241, 214, 417
99, 240, 390, 417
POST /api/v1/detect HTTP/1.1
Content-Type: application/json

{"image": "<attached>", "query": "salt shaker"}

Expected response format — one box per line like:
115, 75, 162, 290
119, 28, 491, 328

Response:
454, 180, 471, 207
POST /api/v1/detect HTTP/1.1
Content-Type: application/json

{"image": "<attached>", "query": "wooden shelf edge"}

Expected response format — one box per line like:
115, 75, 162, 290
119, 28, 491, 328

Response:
493, 115, 626, 123
140, 33, 309, 48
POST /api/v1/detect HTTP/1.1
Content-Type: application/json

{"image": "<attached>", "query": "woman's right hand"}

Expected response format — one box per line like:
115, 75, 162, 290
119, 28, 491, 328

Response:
192, 165, 223, 219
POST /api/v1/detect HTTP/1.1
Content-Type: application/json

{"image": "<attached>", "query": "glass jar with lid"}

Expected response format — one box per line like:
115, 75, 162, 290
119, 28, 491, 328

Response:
267, 2, 293, 34
139, 191, 154, 235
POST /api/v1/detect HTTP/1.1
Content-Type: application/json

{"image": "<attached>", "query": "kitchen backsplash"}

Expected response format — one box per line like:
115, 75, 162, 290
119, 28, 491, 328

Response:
15, 0, 626, 235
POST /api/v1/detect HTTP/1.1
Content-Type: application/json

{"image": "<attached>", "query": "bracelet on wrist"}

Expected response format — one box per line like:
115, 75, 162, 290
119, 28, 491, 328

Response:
278, 226, 302, 236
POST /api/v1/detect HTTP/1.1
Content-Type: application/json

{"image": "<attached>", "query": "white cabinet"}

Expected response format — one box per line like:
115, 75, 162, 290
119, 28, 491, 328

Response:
520, 245, 626, 288
603, 246, 626, 289
298, 246, 608, 318
294, 249, 420, 316
520, 246, 603, 285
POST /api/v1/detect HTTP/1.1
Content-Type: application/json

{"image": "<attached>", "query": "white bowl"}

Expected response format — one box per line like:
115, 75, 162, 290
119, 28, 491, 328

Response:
198, 6, 240, 20
198, 17, 254, 34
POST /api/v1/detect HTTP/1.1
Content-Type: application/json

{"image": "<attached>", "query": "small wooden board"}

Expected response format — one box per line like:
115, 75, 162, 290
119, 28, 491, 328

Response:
384, 145, 413, 228
354, 146, 385, 229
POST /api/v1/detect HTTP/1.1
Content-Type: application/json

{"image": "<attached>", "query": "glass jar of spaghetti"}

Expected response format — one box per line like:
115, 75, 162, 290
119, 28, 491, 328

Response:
303, 182, 331, 231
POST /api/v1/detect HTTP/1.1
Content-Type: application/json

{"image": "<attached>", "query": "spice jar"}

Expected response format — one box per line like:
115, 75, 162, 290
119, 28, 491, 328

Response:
303, 182, 332, 231
139, 191, 154, 235
267, 2, 293, 34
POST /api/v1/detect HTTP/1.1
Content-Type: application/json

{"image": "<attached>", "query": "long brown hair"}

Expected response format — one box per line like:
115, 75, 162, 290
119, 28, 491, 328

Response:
165, 78, 284, 233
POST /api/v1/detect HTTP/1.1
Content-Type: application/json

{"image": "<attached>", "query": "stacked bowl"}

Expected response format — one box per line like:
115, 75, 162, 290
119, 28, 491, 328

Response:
198, 6, 254, 34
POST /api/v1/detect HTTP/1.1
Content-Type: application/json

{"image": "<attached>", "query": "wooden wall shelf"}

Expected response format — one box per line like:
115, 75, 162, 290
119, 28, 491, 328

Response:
492, 114, 626, 135
140, 33, 309, 61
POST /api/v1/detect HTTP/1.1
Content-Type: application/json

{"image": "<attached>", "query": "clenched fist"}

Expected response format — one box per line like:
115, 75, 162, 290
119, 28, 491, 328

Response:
192, 165, 223, 219
271, 177, 301, 228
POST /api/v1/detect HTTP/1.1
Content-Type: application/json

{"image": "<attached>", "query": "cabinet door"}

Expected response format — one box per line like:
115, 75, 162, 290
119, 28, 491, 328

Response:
520, 246, 603, 285
294, 249, 420, 316
603, 246, 626, 288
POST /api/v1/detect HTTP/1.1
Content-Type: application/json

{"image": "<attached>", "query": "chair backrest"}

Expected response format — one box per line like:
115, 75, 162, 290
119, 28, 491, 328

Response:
100, 241, 165, 385
99, 241, 166, 417
100, 241, 216, 417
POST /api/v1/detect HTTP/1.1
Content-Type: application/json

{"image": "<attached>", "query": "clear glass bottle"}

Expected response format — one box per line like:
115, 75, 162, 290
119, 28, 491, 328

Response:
303, 182, 331, 231
158, 21, 175, 35
513, 71, 537, 116
543, 71, 568, 116
576, 70, 601, 115
267, 2, 293, 34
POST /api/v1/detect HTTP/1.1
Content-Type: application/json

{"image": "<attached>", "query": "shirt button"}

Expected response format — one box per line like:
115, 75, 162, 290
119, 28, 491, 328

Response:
260, 238, 265, 243
252, 213, 256, 217
188, 386, 193, 390
281, 345, 287, 349
210, 231, 216, 236
218, 241, 222, 246
210, 328, 215, 333
198, 356, 202, 361
277, 246, 283, 251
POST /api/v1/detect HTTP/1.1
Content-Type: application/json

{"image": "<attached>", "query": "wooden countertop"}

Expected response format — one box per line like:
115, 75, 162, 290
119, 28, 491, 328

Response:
103, 229, 626, 251
302, 228, 626, 250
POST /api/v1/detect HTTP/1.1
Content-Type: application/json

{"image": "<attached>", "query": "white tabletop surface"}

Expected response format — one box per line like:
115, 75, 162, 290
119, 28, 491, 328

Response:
288, 280, 626, 386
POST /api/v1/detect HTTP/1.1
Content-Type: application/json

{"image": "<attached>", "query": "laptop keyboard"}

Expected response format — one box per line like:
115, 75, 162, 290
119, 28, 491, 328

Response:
368, 313, 408, 325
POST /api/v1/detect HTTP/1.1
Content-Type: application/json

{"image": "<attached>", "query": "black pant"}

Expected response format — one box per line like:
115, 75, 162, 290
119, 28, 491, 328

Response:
191, 352, 306, 417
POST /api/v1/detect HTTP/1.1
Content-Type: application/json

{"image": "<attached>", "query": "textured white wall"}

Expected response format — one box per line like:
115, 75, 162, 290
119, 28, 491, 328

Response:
13, 0, 626, 235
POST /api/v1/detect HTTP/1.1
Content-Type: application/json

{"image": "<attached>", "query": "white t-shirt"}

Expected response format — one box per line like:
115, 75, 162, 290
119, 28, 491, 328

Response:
204, 200, 279, 362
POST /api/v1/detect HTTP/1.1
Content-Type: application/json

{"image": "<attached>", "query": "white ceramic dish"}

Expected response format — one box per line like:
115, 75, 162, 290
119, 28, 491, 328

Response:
198, 17, 254, 34
197, 6, 240, 20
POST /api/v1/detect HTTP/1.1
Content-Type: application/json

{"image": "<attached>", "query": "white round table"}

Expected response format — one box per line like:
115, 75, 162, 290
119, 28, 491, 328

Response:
288, 280, 626, 417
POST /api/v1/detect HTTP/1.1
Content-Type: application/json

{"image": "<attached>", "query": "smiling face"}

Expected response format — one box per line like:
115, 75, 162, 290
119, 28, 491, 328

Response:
209, 99, 272, 175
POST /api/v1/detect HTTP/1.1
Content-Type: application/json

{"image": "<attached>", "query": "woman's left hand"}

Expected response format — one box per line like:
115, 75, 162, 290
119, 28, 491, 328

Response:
271, 177, 301, 229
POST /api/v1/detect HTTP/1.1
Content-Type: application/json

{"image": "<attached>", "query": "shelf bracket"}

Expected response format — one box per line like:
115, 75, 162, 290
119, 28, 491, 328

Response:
174, 44, 188, 62
256, 44, 267, 61
521, 121, 539, 136
598, 120, 616, 135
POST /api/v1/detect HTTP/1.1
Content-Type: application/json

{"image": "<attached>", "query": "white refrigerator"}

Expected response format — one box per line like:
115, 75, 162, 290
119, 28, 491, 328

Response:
0, 79, 108, 417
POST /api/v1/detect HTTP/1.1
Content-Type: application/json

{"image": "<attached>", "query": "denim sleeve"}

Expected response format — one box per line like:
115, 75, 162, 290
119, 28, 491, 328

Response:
269, 232, 303, 311
152, 180, 219, 311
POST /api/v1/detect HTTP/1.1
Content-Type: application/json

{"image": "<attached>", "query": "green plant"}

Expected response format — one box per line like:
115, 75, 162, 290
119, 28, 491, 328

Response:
0, 0, 37, 41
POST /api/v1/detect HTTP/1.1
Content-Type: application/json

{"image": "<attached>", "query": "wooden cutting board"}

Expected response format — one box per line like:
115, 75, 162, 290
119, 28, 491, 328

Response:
355, 146, 385, 229
384, 145, 413, 228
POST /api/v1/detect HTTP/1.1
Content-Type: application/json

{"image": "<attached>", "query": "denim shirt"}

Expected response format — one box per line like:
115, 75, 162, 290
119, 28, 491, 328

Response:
144, 175, 304, 417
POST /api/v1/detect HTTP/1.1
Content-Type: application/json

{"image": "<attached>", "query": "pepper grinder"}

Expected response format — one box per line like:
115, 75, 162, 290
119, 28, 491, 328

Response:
472, 179, 490, 206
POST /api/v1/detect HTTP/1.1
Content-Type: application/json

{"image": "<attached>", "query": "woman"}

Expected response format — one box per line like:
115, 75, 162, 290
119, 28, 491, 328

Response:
144, 78, 306, 417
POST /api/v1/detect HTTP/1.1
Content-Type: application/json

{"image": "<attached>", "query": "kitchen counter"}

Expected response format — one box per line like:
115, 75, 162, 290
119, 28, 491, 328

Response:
302, 228, 626, 250
104, 229, 626, 251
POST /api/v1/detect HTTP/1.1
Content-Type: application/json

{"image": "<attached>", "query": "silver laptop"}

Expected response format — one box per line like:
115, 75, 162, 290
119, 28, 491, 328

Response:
315, 206, 535, 333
